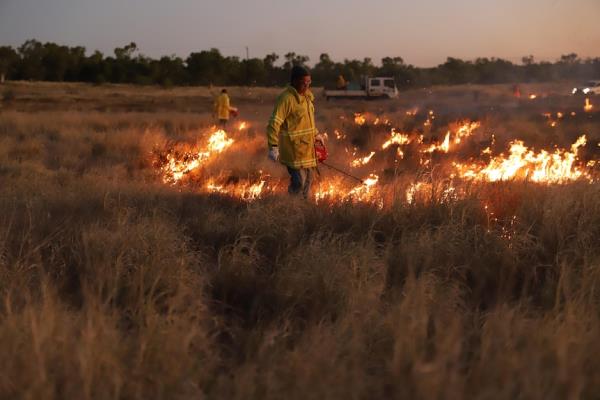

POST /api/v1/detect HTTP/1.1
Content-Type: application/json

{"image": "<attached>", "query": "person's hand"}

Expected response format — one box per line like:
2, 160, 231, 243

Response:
268, 146, 279, 162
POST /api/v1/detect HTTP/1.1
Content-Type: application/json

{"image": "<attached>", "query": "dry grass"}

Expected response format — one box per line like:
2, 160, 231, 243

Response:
0, 82, 599, 399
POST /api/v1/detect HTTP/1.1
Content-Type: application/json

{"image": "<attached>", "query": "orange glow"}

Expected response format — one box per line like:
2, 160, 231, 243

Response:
354, 113, 366, 125
154, 115, 596, 209
454, 135, 590, 183
158, 129, 234, 184
382, 128, 411, 150
351, 151, 376, 167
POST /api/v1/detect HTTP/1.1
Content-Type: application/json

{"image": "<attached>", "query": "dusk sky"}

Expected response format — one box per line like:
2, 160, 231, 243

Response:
1, 0, 598, 67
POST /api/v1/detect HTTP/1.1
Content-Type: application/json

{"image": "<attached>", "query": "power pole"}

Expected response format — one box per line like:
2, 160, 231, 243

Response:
245, 46, 250, 86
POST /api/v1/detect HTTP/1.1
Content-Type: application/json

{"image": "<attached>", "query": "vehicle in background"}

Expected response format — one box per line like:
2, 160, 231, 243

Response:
572, 80, 600, 95
324, 77, 398, 100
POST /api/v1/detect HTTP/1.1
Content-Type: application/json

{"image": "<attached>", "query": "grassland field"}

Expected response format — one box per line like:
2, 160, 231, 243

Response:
0, 80, 599, 399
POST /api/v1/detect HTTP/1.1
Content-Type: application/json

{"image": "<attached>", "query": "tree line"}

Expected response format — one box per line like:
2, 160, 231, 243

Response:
1, 39, 599, 88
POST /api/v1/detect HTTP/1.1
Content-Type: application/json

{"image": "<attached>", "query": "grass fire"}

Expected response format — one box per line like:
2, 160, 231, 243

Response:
1, 78, 600, 399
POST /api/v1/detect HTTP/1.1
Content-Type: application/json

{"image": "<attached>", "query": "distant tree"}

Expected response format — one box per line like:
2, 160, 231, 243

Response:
439, 57, 476, 84
0, 46, 19, 81
559, 53, 579, 64
17, 39, 46, 80
263, 53, 279, 69
379, 56, 416, 87
152, 55, 187, 86
263, 53, 282, 85
80, 50, 107, 83
114, 42, 138, 60
3, 39, 599, 88
474, 58, 515, 83
521, 55, 535, 65
283, 52, 309, 70
312, 53, 337, 86
557, 53, 580, 79
186, 48, 226, 85
41, 43, 70, 81
242, 58, 267, 86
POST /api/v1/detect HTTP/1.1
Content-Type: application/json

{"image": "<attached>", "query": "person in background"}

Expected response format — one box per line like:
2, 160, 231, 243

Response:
214, 89, 233, 128
512, 84, 521, 98
336, 74, 347, 90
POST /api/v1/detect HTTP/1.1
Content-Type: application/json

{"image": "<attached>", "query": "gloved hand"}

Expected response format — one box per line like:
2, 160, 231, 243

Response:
268, 146, 279, 162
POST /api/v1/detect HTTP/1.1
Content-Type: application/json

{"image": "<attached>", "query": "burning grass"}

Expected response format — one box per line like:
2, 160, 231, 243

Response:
1, 82, 600, 399
151, 117, 597, 208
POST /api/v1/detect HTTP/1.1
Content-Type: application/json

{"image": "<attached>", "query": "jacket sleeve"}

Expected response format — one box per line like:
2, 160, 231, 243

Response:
266, 95, 290, 147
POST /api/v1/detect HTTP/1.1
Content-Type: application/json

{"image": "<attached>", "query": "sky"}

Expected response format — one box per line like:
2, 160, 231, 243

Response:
0, 0, 599, 67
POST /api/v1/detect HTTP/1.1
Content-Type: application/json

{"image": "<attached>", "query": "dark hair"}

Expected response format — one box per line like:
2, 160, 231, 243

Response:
290, 65, 310, 83
221, 89, 227, 93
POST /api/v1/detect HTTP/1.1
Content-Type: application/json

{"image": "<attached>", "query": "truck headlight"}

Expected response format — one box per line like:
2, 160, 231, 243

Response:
572, 88, 578, 94
583, 88, 591, 94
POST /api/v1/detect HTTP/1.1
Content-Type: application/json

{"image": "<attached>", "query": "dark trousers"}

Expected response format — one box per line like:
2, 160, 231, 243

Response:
287, 167, 314, 199
218, 119, 228, 128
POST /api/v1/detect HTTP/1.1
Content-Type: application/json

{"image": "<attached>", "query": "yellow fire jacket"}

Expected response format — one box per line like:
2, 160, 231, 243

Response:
266, 86, 317, 169
214, 93, 230, 120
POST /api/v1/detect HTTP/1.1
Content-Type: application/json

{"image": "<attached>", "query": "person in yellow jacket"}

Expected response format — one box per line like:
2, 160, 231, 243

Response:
336, 74, 347, 90
214, 89, 232, 128
266, 66, 317, 198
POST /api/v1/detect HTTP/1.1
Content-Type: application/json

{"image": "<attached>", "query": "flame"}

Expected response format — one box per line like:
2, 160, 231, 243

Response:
584, 98, 593, 112
238, 121, 248, 131
529, 94, 537, 100
334, 129, 346, 140
243, 180, 266, 200
405, 182, 424, 204
204, 176, 269, 201
425, 132, 451, 153
404, 181, 459, 205
454, 121, 481, 144
158, 129, 234, 184
351, 152, 376, 167
155, 115, 596, 209
454, 135, 590, 183
345, 174, 380, 202
382, 129, 411, 149
422, 121, 480, 153
354, 113, 366, 125
205, 179, 226, 193
206, 129, 235, 153
314, 174, 380, 206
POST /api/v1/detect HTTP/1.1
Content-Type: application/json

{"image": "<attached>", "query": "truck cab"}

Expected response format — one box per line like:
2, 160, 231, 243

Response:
324, 76, 399, 100
366, 77, 398, 98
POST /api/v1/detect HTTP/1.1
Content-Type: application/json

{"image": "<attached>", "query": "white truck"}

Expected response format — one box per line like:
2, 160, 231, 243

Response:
572, 80, 600, 95
324, 77, 399, 100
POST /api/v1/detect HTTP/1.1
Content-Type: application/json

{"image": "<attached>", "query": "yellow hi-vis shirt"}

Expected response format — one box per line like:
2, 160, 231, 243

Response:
214, 93, 230, 120
266, 86, 317, 169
